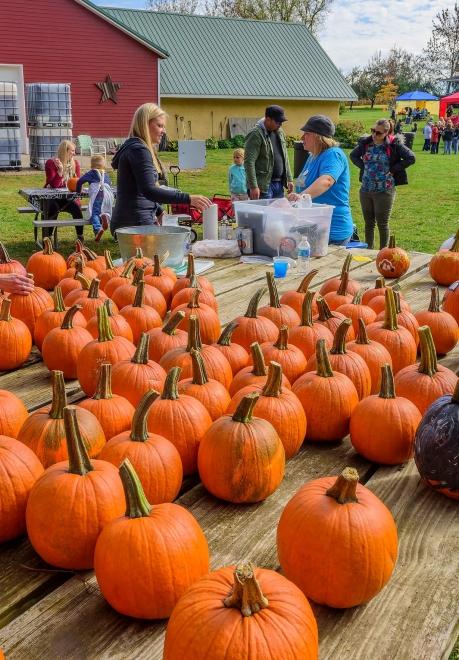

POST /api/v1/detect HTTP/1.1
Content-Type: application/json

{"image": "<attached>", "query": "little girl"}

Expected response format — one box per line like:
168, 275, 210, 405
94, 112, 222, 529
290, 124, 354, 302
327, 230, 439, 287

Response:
228, 148, 248, 201
76, 155, 114, 241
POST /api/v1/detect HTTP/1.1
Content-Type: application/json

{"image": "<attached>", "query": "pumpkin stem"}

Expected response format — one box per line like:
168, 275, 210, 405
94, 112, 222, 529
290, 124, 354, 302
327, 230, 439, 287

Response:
92, 363, 113, 400
132, 333, 150, 365
330, 318, 351, 355
274, 325, 289, 350
217, 321, 238, 346
96, 303, 114, 342
417, 326, 439, 376
64, 406, 94, 476
53, 286, 66, 313
428, 287, 441, 313
261, 362, 283, 397
315, 296, 333, 322
393, 290, 402, 314
378, 363, 396, 399
130, 390, 160, 442
133, 266, 145, 286
75, 273, 91, 291
185, 253, 196, 279
82, 245, 98, 261
336, 270, 349, 297
223, 562, 269, 617
121, 260, 135, 279
190, 348, 209, 385
326, 467, 359, 504
315, 338, 334, 378
0, 241, 14, 264
388, 235, 396, 249
341, 253, 352, 278
382, 287, 398, 331
373, 276, 386, 290
232, 392, 260, 423
133, 280, 145, 308
355, 318, 370, 345
87, 278, 101, 299
188, 273, 200, 289
450, 228, 459, 252
103, 298, 116, 318
119, 459, 152, 518
250, 342, 267, 376
161, 367, 181, 400
49, 370, 68, 419
153, 254, 161, 277
73, 257, 85, 277
187, 288, 201, 309
162, 310, 185, 336
351, 289, 364, 305
42, 237, 54, 255
104, 250, 115, 270
299, 291, 315, 327
186, 315, 202, 352
244, 288, 266, 318
61, 304, 82, 330
0, 297, 12, 321
296, 269, 318, 293
134, 247, 144, 260
266, 272, 281, 309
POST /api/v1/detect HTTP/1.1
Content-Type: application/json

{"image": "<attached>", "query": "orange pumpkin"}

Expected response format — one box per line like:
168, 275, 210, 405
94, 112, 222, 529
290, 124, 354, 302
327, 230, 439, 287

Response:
26, 238, 67, 290
65, 239, 85, 268
378, 290, 419, 346
98, 250, 123, 290
86, 298, 134, 342
164, 563, 318, 660
313, 295, 355, 340
94, 459, 209, 619
0, 390, 29, 438
319, 253, 360, 296
147, 311, 188, 363
258, 272, 300, 329
323, 270, 354, 311
0, 298, 32, 370
350, 363, 422, 464
62, 254, 98, 282
68, 277, 110, 322
103, 259, 135, 298
227, 361, 306, 459
346, 318, 393, 394
279, 268, 319, 317
63, 273, 92, 306
34, 285, 87, 352
170, 272, 218, 312
67, 176, 79, 192
0, 241, 26, 276
178, 348, 231, 420
443, 281, 459, 324
376, 235, 410, 279
198, 392, 285, 503
429, 228, 459, 286
79, 245, 107, 275
229, 341, 291, 397
288, 290, 334, 360
58, 257, 91, 298
259, 324, 307, 385
112, 267, 167, 319
211, 321, 249, 376
230, 287, 278, 352
414, 286, 458, 355
42, 305, 93, 379
0, 435, 43, 543
26, 406, 125, 569
171, 253, 215, 297
293, 339, 359, 441
9, 275, 53, 336
335, 288, 377, 334
98, 391, 183, 503
277, 467, 398, 608
17, 370, 105, 467
118, 279, 162, 344
172, 289, 221, 344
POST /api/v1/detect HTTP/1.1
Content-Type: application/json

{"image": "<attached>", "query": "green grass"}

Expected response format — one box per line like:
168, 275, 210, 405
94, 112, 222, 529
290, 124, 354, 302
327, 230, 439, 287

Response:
1, 125, 458, 263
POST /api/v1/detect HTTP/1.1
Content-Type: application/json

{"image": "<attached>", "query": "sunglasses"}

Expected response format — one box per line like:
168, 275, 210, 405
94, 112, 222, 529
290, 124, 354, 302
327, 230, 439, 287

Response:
371, 128, 386, 136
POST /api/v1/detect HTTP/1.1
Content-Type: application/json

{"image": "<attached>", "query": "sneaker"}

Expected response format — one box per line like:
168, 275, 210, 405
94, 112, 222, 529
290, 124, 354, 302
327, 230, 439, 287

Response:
95, 229, 104, 242
101, 214, 109, 231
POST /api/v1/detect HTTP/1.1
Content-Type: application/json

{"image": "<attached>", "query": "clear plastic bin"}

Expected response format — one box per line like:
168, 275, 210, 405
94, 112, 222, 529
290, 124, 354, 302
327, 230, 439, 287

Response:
233, 199, 334, 258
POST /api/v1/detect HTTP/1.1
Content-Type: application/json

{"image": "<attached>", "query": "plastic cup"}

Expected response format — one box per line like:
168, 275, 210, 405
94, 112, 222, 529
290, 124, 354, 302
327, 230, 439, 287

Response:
273, 257, 289, 278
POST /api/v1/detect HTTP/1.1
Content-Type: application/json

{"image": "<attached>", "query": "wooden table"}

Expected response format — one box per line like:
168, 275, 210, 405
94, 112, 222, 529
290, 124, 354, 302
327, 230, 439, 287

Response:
1, 247, 458, 659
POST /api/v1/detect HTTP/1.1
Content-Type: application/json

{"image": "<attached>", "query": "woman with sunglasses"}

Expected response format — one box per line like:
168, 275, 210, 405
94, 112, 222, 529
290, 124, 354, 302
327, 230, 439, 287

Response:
350, 119, 415, 250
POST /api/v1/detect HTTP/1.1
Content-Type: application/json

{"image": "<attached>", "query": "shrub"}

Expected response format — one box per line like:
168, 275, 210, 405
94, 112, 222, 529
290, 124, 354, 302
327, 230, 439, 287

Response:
285, 135, 297, 148
218, 139, 232, 149
206, 137, 219, 150
334, 120, 365, 148
230, 135, 245, 148
339, 102, 346, 115
165, 139, 178, 152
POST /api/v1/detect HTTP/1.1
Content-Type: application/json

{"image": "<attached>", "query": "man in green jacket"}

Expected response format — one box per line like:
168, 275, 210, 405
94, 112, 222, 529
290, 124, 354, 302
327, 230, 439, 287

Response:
244, 105, 293, 200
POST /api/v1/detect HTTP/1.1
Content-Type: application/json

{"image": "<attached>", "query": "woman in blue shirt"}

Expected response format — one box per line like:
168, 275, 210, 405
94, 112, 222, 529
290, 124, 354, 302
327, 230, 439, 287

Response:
288, 115, 354, 245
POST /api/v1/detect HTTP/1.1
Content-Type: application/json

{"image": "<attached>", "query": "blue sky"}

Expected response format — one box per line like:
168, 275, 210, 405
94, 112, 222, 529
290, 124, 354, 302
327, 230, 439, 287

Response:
95, 0, 455, 72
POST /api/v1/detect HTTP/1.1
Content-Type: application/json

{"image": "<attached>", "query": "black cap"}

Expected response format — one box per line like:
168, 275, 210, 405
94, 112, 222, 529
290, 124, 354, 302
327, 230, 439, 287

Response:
265, 105, 287, 123
300, 115, 335, 138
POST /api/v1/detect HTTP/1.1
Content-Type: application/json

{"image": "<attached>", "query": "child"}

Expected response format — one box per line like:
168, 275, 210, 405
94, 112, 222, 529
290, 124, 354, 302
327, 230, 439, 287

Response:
228, 148, 248, 201
76, 155, 114, 241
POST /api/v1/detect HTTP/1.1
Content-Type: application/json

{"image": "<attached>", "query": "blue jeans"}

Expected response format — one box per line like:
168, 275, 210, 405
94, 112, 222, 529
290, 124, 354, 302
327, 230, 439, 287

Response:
329, 236, 351, 246
453, 137, 459, 154
91, 189, 104, 234
444, 140, 452, 154
259, 180, 285, 199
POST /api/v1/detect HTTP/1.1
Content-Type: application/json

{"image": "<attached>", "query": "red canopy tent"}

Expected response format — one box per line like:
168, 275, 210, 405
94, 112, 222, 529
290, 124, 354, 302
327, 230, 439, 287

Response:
439, 91, 459, 117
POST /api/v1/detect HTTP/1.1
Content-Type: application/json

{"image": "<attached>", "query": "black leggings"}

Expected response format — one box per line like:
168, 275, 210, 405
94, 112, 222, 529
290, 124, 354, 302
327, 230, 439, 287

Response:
43, 199, 84, 238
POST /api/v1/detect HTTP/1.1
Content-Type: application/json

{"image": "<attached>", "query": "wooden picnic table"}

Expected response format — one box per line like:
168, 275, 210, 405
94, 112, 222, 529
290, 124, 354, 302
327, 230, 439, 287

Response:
0, 246, 458, 660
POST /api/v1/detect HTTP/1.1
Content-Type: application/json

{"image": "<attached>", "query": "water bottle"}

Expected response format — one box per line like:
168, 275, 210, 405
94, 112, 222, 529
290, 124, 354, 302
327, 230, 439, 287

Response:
297, 236, 311, 273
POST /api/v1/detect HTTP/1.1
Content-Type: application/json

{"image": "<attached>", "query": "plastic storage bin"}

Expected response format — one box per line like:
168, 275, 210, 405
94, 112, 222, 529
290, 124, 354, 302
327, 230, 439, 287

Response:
29, 126, 72, 170
26, 83, 72, 126
0, 126, 21, 168
0, 82, 19, 124
234, 199, 334, 258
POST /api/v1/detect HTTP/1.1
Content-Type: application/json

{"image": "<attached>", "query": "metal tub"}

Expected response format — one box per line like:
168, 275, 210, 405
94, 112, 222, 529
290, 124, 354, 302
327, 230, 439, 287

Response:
116, 225, 191, 268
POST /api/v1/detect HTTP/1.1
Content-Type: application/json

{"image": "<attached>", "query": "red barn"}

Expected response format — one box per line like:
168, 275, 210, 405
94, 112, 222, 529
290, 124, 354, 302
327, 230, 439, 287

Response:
0, 0, 167, 150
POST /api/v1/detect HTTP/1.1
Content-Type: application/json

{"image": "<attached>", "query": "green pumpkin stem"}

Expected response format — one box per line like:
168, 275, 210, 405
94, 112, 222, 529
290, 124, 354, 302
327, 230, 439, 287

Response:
299, 291, 315, 327
162, 311, 185, 336
351, 289, 364, 305
315, 338, 334, 378
121, 260, 135, 279
185, 252, 196, 279
64, 406, 94, 475
374, 276, 386, 290
450, 228, 459, 252
104, 250, 115, 270
132, 333, 150, 365
250, 342, 267, 376
93, 363, 113, 400
266, 272, 281, 309
315, 296, 334, 322
75, 273, 91, 291
336, 271, 349, 297
133, 266, 145, 286
378, 363, 396, 399
274, 325, 289, 350
244, 288, 266, 318
103, 298, 116, 317
61, 304, 82, 330
428, 287, 441, 313
186, 315, 202, 351
0, 297, 12, 321
53, 286, 66, 313
341, 253, 352, 278
133, 280, 145, 308
42, 237, 54, 255
190, 348, 209, 385
161, 367, 181, 400
296, 269, 318, 293
417, 326, 439, 376
326, 467, 359, 504
330, 319, 352, 355
217, 321, 238, 346
49, 370, 68, 419
87, 278, 101, 299
355, 318, 371, 345
130, 390, 160, 442
388, 235, 396, 249
382, 288, 398, 331
231, 392, 260, 423
0, 241, 14, 264
188, 273, 200, 289
261, 361, 283, 397
119, 459, 152, 518
223, 562, 268, 617
134, 247, 144, 260
97, 303, 114, 342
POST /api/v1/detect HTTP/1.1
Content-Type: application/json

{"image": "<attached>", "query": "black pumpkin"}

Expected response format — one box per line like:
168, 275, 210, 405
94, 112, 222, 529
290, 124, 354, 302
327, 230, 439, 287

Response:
414, 378, 459, 500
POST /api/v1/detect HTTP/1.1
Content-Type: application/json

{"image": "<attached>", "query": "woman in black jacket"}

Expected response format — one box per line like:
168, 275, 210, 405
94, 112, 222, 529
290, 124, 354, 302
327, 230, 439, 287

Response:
110, 103, 211, 235
350, 119, 415, 249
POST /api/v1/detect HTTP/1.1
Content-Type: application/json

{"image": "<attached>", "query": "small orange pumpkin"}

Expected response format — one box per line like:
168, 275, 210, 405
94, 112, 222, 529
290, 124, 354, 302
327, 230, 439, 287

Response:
259, 324, 307, 385
147, 311, 188, 363
42, 305, 93, 379
34, 285, 86, 352
376, 235, 410, 279
288, 290, 334, 360
258, 272, 300, 329
172, 289, 221, 344
319, 253, 360, 296
414, 287, 458, 355
429, 228, 459, 286
335, 288, 377, 334
86, 298, 134, 342
0, 241, 27, 276
9, 275, 54, 336
314, 296, 355, 340
26, 237, 67, 290
0, 390, 29, 438
118, 279, 162, 344
178, 348, 231, 421
279, 269, 319, 317
323, 270, 354, 311
211, 321, 249, 376
67, 176, 79, 192
230, 287, 278, 352
0, 298, 32, 370
171, 253, 215, 297
442, 281, 459, 324
346, 319, 393, 394
229, 341, 291, 397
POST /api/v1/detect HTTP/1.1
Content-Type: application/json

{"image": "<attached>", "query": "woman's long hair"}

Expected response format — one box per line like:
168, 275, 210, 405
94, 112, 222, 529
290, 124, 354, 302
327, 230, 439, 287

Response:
129, 103, 166, 180
57, 140, 77, 181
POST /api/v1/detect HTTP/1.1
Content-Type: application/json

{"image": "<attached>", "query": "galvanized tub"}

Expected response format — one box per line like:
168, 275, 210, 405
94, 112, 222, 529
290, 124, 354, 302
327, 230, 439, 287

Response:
116, 225, 192, 268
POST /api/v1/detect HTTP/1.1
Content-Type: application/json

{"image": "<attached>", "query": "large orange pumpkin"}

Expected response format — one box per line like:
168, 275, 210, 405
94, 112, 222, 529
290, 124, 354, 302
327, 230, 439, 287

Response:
288, 290, 333, 360
164, 562, 318, 660
211, 321, 249, 376
103, 259, 135, 298
336, 289, 377, 335
172, 289, 221, 344
346, 318, 393, 394
26, 406, 125, 569
0, 298, 32, 370
279, 268, 319, 317
0, 435, 43, 543
376, 235, 410, 279
376, 290, 419, 346
259, 324, 307, 385
34, 285, 86, 352
229, 341, 291, 397
0, 390, 29, 438
229, 287, 278, 352
277, 467, 398, 608
9, 275, 54, 336
69, 278, 109, 322
86, 298, 134, 343
26, 237, 67, 290
415, 286, 458, 355
112, 267, 167, 319
429, 228, 459, 286
178, 348, 231, 421
313, 296, 355, 340
198, 392, 285, 503
258, 271, 300, 329
42, 305, 93, 379
147, 311, 188, 363
0, 241, 26, 276
319, 253, 360, 296
119, 279, 162, 344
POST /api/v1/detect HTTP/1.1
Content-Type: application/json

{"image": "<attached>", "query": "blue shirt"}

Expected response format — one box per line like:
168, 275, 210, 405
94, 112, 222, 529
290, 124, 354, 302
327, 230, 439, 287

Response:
298, 147, 353, 242
228, 164, 247, 194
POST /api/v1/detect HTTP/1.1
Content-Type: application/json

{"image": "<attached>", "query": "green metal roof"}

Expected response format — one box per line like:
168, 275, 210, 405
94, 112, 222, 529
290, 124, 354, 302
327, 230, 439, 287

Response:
101, 8, 357, 101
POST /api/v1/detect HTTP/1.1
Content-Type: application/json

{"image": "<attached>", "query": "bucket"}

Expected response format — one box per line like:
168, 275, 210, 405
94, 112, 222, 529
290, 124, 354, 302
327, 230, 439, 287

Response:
116, 226, 192, 268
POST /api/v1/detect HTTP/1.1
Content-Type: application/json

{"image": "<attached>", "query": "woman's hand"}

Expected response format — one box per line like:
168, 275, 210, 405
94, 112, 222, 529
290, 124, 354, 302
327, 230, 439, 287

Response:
287, 192, 301, 202
53, 158, 63, 175
190, 195, 212, 211
0, 273, 34, 296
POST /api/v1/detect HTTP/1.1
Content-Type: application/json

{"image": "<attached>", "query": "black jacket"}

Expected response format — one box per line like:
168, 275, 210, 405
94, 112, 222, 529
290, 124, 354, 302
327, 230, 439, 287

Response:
349, 135, 415, 186
110, 137, 189, 233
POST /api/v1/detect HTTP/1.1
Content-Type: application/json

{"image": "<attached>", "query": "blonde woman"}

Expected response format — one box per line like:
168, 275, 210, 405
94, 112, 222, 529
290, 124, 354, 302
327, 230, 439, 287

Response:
44, 139, 84, 240
111, 102, 211, 235
288, 115, 354, 245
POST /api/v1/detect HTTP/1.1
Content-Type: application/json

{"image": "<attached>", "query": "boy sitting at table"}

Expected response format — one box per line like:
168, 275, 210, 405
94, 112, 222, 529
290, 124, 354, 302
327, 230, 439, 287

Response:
76, 155, 114, 242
